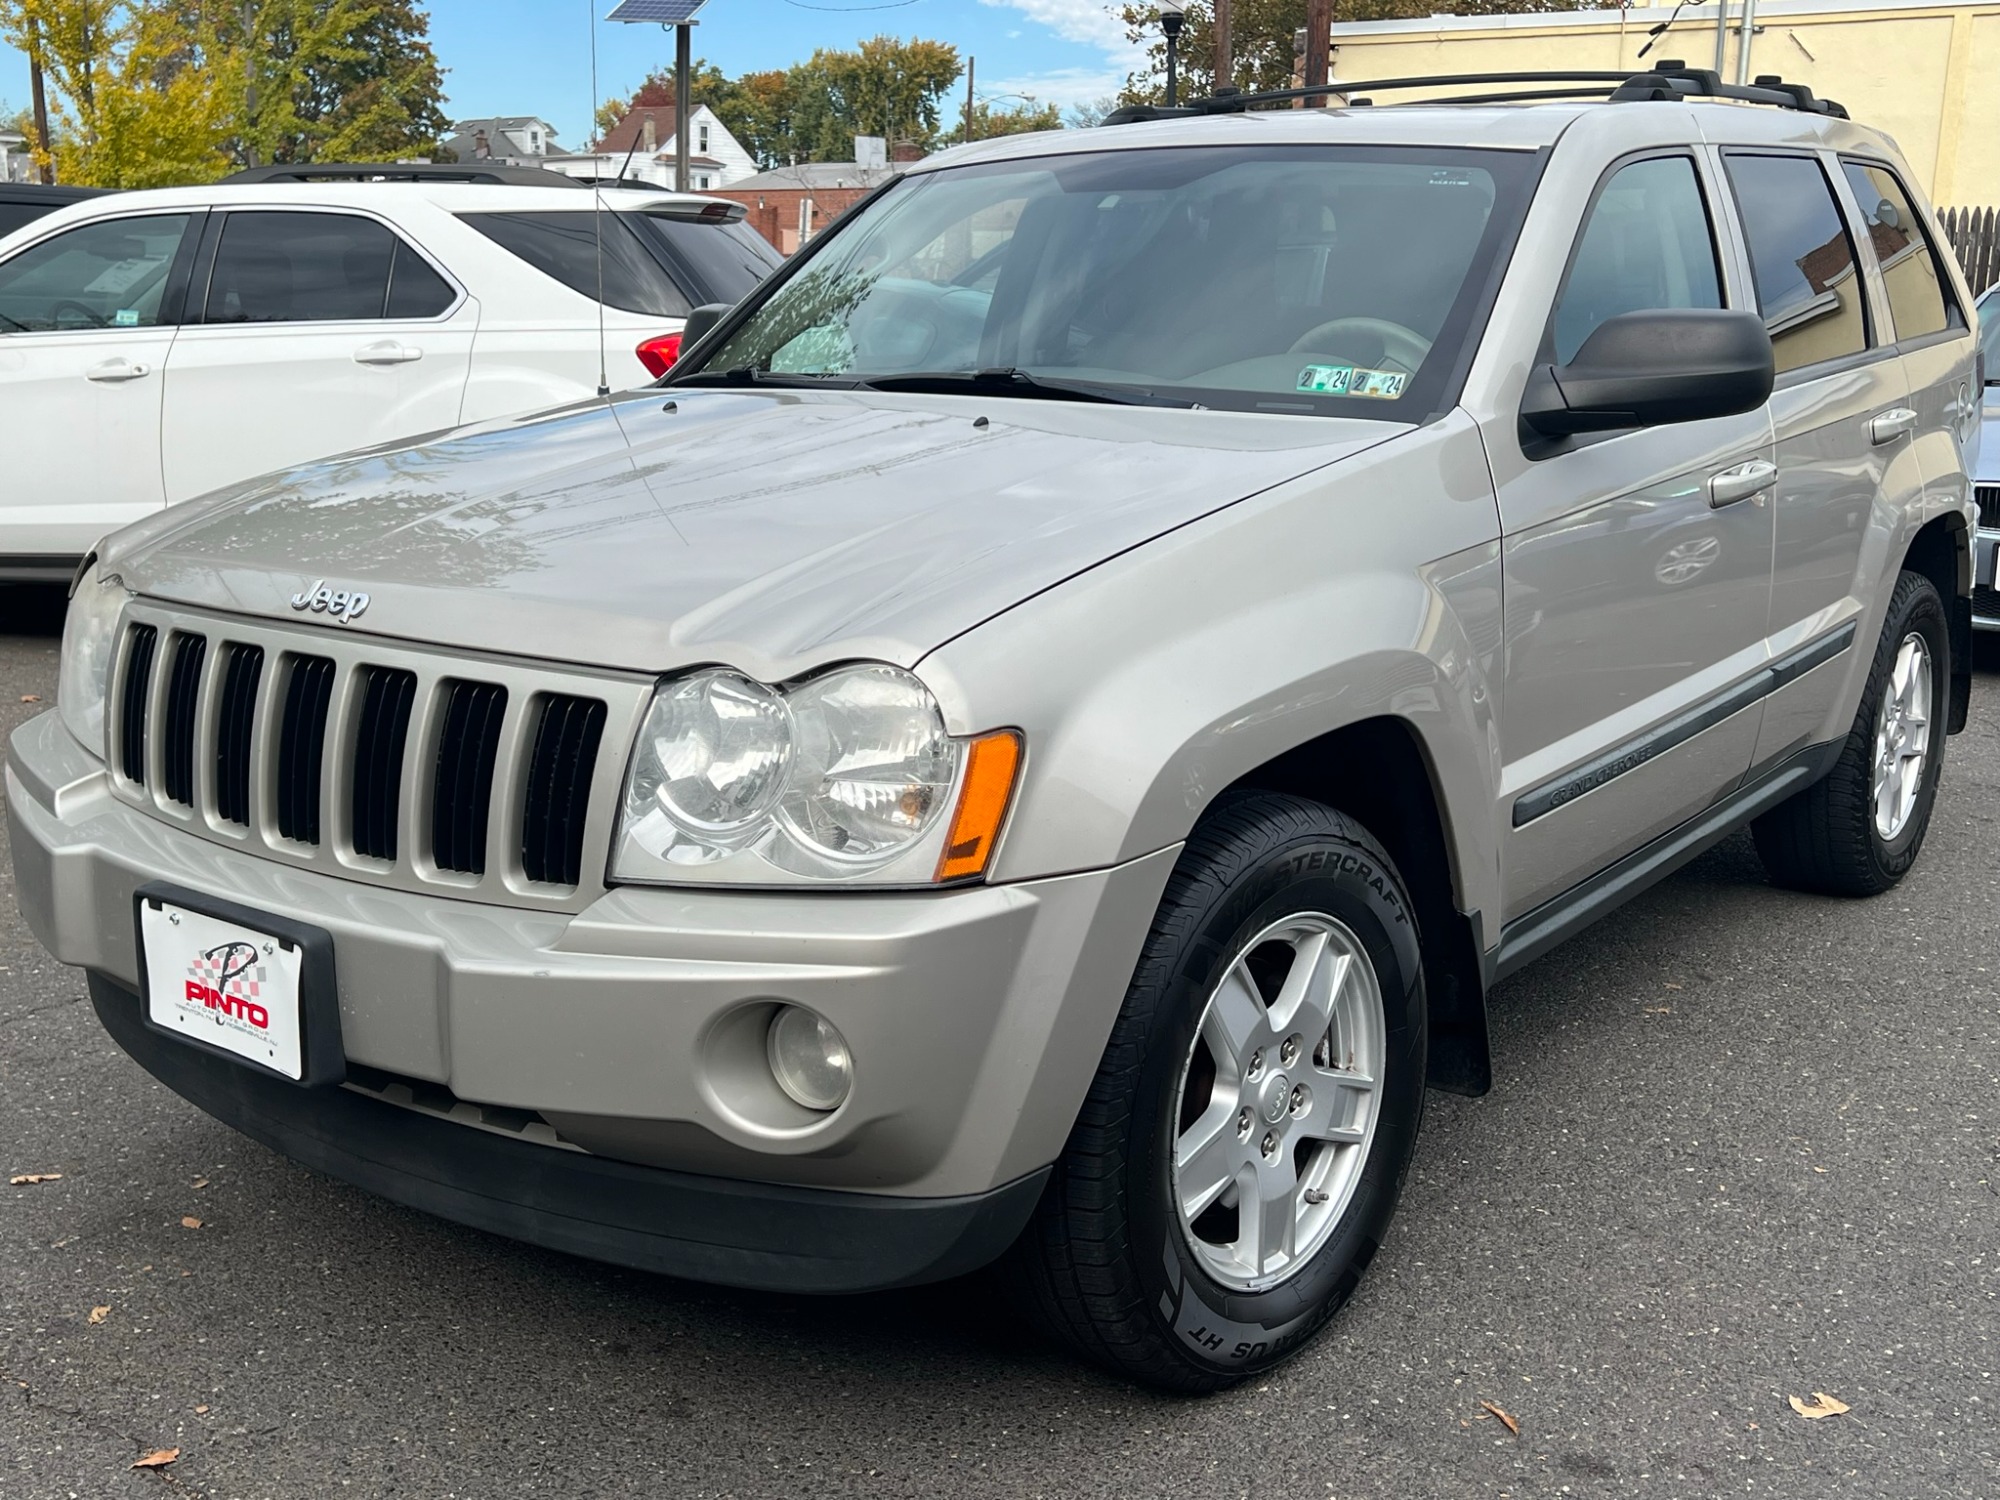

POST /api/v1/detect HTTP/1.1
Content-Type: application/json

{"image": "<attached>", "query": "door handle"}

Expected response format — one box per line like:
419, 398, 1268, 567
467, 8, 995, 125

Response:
1869, 407, 1917, 445
85, 358, 150, 383
1707, 459, 1777, 508
353, 341, 421, 366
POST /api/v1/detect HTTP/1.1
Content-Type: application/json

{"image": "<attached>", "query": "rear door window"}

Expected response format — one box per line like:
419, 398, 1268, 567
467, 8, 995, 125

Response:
1839, 160, 1953, 344
1723, 154, 1871, 375
627, 214, 781, 305
206, 212, 394, 323
1553, 154, 1723, 363
0, 213, 194, 333
460, 211, 690, 317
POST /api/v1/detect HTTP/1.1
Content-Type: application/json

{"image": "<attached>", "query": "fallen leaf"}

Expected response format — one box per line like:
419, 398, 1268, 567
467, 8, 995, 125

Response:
1480, 1400, 1521, 1436
9, 1173, 62, 1185
1664, 982, 1682, 990
180, 1216, 202, 1230
1789, 1392, 1851, 1420
1644, 1006, 1673, 1015
131, 1448, 180, 1470
1813, 1167, 1828, 1174
19, 694, 39, 703
88, 1305, 110, 1325
190, 1176, 209, 1189
194, 1404, 209, 1415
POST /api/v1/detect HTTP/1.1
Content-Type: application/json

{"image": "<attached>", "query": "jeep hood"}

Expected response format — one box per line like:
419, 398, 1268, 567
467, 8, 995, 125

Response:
106, 388, 1407, 680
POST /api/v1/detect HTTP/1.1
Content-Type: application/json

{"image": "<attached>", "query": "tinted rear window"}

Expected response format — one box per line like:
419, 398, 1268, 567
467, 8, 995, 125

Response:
0, 203, 56, 239
629, 214, 780, 305
461, 210, 690, 317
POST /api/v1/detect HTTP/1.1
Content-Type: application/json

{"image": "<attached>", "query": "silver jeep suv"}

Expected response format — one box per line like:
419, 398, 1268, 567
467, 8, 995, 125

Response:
10, 67, 1982, 1391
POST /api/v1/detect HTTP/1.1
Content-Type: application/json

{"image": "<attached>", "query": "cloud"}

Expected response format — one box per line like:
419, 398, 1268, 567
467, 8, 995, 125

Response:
979, 66, 1127, 109
980, 0, 1134, 55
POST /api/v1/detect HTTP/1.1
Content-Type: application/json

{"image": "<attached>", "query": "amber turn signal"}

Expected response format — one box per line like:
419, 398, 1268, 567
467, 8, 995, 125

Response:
935, 730, 1022, 882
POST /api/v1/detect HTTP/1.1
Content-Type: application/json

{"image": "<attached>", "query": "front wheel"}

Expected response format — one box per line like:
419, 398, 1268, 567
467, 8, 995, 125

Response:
1009, 792, 1427, 1392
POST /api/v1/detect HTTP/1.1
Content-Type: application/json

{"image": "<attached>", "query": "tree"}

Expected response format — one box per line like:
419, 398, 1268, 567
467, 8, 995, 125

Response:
785, 37, 962, 161
1115, 1, 1590, 102
0, 0, 234, 186
941, 98, 1062, 147
188, 0, 448, 166
1064, 95, 1121, 129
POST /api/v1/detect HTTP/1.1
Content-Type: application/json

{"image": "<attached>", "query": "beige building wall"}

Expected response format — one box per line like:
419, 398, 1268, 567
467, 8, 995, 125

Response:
1326, 0, 2000, 207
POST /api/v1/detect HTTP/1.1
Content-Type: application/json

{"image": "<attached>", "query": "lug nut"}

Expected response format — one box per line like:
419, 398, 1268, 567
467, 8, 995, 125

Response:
1280, 1035, 1301, 1066
1260, 1131, 1279, 1159
1247, 1047, 1264, 1078
1236, 1106, 1253, 1138
1289, 1084, 1309, 1114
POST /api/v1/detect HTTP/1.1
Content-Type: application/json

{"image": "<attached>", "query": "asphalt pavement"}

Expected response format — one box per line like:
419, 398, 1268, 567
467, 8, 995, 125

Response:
2, 580, 1996, 1500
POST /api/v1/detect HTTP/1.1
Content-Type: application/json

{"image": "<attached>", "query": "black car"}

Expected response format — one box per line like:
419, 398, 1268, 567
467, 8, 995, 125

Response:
0, 182, 113, 240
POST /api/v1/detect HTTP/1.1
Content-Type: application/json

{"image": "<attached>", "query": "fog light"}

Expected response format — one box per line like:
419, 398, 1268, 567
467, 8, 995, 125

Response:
766, 1006, 851, 1112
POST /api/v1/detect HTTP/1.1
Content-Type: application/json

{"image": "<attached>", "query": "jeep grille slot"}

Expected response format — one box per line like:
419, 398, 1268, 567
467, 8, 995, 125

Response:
431, 680, 507, 875
521, 694, 607, 887
161, 634, 207, 807
351, 667, 417, 861
1977, 484, 1998, 531
118, 624, 157, 784
213, 643, 264, 826
277, 655, 335, 845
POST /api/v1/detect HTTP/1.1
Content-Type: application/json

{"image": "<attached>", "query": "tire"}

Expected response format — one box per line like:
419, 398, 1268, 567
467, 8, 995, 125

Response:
1008, 791, 1427, 1392
1753, 569, 1949, 896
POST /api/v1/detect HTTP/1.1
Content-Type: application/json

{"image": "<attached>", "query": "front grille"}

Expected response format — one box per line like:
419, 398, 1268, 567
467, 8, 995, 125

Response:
118, 625, 157, 784
107, 605, 638, 907
161, 634, 207, 807
1975, 584, 2000, 621
522, 695, 608, 886
431, 680, 508, 875
213, 644, 264, 826
1977, 484, 1999, 531
351, 667, 417, 861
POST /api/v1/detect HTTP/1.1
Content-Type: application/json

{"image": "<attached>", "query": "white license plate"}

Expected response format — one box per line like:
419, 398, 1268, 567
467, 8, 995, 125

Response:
140, 900, 305, 1080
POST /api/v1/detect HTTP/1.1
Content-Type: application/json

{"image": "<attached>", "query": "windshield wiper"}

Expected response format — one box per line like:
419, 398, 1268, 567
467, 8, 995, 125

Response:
670, 367, 854, 389
857, 368, 1196, 408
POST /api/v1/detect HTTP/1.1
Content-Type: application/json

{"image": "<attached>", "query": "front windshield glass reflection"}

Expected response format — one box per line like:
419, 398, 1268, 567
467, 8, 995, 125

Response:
686, 145, 1534, 416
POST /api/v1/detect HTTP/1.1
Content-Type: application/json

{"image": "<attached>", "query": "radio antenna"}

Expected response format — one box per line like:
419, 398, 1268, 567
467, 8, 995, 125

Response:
588, 0, 610, 396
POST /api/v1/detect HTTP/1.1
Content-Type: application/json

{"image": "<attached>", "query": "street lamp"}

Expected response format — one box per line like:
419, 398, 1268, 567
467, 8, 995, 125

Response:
1158, 0, 1188, 107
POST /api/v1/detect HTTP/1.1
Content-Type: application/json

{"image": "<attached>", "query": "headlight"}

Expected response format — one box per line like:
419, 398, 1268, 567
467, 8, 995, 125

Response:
614, 663, 1019, 886
57, 562, 128, 759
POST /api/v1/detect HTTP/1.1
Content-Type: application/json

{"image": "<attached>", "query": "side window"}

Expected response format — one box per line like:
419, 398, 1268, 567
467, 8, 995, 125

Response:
1553, 156, 1722, 363
0, 213, 193, 333
384, 240, 456, 318
1840, 160, 1952, 344
205, 212, 396, 324
1724, 154, 1869, 375
459, 211, 691, 317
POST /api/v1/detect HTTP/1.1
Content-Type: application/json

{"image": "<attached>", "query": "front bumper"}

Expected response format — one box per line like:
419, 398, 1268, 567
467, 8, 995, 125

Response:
9, 712, 1178, 1286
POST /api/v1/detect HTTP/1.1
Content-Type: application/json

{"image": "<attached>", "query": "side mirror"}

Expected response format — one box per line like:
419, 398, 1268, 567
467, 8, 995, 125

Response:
1522, 308, 1774, 438
679, 302, 732, 356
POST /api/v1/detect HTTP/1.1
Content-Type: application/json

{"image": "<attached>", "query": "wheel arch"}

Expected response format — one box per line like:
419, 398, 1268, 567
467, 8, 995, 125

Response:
1222, 715, 1491, 1097
1901, 510, 1972, 734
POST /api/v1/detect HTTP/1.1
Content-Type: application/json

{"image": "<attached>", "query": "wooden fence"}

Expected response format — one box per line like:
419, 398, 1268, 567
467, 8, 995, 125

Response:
1940, 206, 1998, 297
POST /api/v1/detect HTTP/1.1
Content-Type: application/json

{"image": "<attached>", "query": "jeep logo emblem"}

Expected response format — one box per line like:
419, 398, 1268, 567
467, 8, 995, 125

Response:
289, 580, 370, 624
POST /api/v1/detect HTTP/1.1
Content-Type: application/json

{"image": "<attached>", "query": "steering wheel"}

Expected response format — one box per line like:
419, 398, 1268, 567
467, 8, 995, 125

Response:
50, 299, 109, 329
1287, 316, 1432, 373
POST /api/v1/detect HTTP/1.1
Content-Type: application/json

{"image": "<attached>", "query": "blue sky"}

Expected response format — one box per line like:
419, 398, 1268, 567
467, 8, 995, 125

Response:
3, 1, 1141, 151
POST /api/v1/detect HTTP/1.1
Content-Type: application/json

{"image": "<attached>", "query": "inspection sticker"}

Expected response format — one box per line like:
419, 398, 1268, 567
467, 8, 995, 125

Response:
1295, 363, 1353, 394
113, 309, 140, 327
1348, 369, 1408, 400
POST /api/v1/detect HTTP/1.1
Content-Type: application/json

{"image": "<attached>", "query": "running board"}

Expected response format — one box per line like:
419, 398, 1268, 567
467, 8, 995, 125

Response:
1489, 739, 1840, 984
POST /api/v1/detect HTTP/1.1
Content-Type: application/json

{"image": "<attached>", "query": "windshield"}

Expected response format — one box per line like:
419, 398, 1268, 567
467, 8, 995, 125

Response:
682, 145, 1536, 415
1979, 285, 2000, 384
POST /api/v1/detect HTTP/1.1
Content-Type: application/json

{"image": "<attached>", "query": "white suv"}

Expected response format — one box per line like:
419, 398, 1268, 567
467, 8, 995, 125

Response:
0, 179, 779, 578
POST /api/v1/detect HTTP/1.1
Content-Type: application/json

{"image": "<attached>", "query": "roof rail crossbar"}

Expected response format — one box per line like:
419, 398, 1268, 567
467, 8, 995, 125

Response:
1100, 64, 1848, 124
224, 163, 590, 188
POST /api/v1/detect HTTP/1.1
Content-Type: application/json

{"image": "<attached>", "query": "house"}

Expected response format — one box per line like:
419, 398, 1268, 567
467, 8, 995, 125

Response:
1322, 0, 2000, 205
0, 129, 29, 184
442, 116, 562, 166
711, 161, 907, 254
542, 103, 758, 191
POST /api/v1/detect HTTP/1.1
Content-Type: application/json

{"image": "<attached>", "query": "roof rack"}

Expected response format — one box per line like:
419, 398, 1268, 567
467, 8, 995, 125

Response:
224, 162, 588, 188
1100, 62, 1848, 125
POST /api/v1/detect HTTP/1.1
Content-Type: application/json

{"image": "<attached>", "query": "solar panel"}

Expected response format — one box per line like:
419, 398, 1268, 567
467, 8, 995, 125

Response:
605, 0, 706, 22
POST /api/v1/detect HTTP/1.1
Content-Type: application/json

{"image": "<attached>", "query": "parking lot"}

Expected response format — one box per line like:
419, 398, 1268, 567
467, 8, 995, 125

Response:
1, 580, 1994, 1500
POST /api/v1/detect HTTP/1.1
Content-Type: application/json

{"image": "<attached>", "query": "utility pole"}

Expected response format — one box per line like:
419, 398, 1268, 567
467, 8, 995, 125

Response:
1301, 0, 1331, 108
27, 17, 53, 184
965, 56, 975, 144
674, 21, 691, 192
1712, 0, 1731, 75
1214, 0, 1232, 92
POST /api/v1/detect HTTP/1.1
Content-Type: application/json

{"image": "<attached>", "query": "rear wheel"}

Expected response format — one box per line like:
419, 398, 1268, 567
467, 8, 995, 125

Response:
1009, 792, 1426, 1392
1753, 569, 1948, 895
